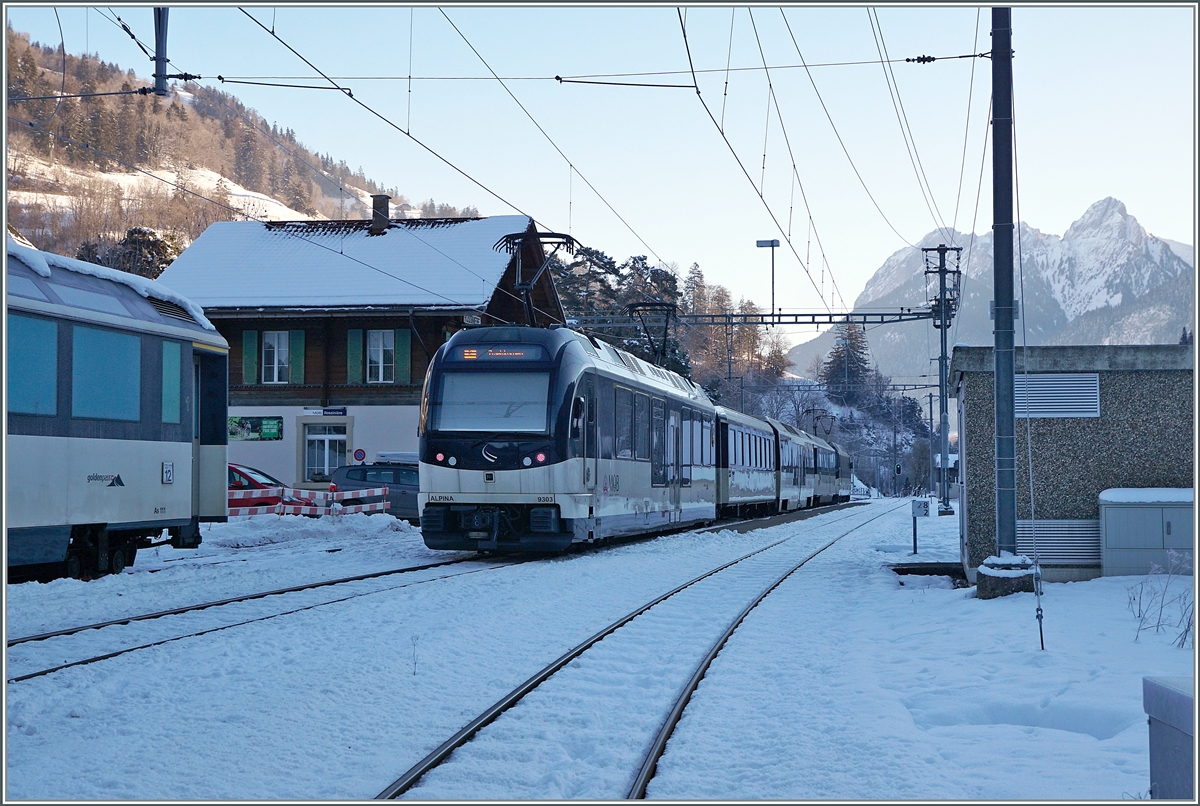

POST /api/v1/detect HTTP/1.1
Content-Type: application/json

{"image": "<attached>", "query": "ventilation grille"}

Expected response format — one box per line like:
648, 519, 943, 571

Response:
1014, 373, 1099, 418
1016, 519, 1100, 564
148, 296, 196, 323
618, 352, 643, 374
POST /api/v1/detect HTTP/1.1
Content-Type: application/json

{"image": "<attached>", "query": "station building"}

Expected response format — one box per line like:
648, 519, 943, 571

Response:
949, 344, 1193, 583
157, 199, 563, 490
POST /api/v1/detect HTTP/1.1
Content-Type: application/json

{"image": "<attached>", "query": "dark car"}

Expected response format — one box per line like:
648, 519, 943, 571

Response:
329, 457, 419, 522
228, 463, 315, 508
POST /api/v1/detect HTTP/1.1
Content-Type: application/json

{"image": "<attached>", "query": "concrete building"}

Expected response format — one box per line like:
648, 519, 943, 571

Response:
949, 344, 1193, 582
157, 203, 563, 489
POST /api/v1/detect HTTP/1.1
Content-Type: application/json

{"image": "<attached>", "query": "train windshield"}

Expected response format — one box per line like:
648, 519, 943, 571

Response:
430, 371, 551, 433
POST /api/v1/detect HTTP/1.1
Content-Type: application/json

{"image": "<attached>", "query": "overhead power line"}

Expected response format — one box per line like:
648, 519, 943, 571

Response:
675, 8, 834, 314
438, 9, 664, 264
778, 8, 915, 249
867, 8, 955, 246
237, 7, 535, 226
210, 51, 988, 84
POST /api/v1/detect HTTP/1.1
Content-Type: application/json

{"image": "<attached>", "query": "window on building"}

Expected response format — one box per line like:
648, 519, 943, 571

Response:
73, 325, 140, 420
7, 314, 57, 415
305, 424, 346, 482
262, 331, 289, 384
367, 329, 395, 384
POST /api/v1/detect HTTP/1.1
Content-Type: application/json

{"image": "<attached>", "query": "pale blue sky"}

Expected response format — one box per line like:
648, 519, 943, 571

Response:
6, 5, 1195, 337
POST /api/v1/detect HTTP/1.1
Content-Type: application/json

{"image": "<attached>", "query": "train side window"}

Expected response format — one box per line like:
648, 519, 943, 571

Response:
570, 396, 585, 439
615, 387, 633, 459
691, 412, 702, 471
72, 325, 140, 421
650, 398, 666, 486
634, 393, 650, 460
681, 408, 692, 484
702, 417, 712, 466
7, 314, 57, 416
162, 341, 182, 424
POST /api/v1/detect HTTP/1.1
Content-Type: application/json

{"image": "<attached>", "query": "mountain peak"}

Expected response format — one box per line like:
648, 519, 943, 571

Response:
1064, 197, 1140, 242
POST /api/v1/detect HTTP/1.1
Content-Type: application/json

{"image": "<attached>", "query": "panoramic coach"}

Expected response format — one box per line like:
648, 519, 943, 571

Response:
6, 235, 228, 580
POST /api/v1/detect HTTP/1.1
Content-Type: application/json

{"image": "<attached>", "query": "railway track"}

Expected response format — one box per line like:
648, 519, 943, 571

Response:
5, 556, 515, 684
7, 502, 866, 688
376, 500, 905, 800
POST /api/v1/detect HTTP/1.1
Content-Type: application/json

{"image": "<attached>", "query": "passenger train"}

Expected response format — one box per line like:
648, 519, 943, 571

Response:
6, 237, 229, 581
418, 326, 853, 552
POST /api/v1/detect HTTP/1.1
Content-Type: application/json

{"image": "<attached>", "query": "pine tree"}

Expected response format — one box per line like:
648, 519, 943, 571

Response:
820, 320, 872, 406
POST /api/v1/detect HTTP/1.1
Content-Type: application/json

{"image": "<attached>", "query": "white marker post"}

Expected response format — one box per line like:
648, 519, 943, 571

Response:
911, 499, 930, 554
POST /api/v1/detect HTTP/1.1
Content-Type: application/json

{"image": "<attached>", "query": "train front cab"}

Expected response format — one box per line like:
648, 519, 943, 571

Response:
418, 327, 716, 552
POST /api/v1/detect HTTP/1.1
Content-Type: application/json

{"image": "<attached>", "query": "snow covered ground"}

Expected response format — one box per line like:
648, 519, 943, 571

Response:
4, 500, 1193, 800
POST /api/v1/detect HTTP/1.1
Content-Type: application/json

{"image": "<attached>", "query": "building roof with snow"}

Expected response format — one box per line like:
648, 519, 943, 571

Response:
157, 214, 554, 316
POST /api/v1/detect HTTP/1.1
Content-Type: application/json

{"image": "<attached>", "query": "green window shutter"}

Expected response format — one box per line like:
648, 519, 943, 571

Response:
242, 330, 258, 385
289, 329, 305, 385
395, 328, 411, 385
347, 329, 363, 385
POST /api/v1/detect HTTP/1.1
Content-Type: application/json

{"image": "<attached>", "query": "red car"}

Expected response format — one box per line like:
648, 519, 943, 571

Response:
228, 463, 315, 508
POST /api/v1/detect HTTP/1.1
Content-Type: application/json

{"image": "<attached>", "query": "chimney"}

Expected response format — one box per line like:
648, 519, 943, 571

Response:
369, 194, 391, 234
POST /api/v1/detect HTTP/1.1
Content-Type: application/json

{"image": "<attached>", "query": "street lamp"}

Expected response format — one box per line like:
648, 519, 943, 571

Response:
757, 239, 779, 324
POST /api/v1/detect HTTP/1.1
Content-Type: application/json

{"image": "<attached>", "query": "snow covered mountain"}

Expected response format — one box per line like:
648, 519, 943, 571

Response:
789, 198, 1194, 382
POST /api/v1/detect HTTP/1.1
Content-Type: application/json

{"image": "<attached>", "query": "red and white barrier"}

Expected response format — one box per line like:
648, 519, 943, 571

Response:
228, 486, 390, 517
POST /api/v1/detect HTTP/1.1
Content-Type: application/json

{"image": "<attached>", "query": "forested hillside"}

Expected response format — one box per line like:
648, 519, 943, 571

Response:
5, 27, 478, 258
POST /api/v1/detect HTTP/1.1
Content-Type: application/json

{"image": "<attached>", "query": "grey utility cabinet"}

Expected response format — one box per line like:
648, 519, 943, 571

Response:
1143, 676, 1194, 799
1100, 489, 1193, 577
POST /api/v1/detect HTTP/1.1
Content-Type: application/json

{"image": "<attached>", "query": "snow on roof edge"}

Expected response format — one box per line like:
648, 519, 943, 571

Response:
7, 235, 216, 331
1099, 488, 1193, 504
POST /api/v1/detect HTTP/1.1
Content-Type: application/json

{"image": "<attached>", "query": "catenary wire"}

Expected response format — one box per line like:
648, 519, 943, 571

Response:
7, 116, 530, 325
778, 9, 915, 249
747, 8, 847, 311
676, 9, 834, 315
439, 8, 665, 264
81, 11, 560, 324
952, 8, 982, 234
867, 8, 954, 246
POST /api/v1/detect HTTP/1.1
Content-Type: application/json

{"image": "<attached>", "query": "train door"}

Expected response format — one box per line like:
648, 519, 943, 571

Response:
192, 357, 202, 523
668, 408, 681, 514
584, 377, 597, 492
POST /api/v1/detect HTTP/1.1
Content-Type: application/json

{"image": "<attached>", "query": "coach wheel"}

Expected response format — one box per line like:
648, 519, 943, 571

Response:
109, 546, 127, 575
65, 553, 83, 580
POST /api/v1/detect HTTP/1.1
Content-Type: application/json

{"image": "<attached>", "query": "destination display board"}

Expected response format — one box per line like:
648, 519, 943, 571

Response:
453, 345, 546, 361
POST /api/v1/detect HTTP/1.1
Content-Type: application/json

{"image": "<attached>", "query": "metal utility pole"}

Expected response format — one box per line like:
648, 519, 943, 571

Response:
757, 239, 780, 323
923, 243, 961, 515
992, 7, 1017, 555
153, 8, 169, 96
927, 391, 936, 495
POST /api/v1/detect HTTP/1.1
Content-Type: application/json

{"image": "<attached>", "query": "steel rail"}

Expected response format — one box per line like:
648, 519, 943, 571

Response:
8, 556, 482, 647
627, 500, 909, 798
376, 503, 877, 799
7, 561, 518, 684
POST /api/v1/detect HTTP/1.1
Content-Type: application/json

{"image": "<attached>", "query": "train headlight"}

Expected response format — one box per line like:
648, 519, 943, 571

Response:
448, 456, 457, 466
523, 456, 532, 467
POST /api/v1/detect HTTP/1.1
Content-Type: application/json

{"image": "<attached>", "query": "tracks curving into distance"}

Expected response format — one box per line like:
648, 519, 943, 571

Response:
6, 556, 514, 684
376, 500, 906, 800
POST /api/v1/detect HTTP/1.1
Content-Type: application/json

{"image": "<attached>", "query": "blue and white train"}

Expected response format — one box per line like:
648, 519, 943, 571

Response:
6, 237, 229, 580
418, 326, 852, 552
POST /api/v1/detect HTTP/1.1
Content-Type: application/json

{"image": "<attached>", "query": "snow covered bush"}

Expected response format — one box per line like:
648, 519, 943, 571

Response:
1125, 549, 1193, 648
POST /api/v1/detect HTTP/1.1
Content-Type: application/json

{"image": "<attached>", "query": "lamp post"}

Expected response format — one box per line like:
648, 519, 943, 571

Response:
757, 239, 779, 324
